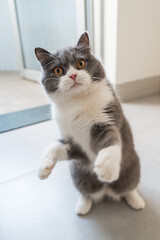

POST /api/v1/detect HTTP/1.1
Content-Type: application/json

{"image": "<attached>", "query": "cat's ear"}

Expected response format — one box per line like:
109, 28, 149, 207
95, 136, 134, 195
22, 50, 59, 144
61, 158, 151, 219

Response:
77, 32, 90, 47
34, 47, 52, 67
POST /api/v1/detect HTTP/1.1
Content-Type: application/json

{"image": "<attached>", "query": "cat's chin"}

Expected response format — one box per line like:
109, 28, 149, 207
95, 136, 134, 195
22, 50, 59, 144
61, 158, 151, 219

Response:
66, 85, 88, 98
71, 82, 82, 88
50, 84, 91, 103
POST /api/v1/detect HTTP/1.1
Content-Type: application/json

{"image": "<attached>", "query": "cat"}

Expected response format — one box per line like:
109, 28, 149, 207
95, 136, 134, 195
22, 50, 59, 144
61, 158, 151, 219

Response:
34, 32, 145, 215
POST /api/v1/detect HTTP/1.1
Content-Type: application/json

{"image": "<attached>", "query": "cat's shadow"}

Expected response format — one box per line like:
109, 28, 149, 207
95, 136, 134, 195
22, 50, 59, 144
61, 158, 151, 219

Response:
81, 195, 159, 240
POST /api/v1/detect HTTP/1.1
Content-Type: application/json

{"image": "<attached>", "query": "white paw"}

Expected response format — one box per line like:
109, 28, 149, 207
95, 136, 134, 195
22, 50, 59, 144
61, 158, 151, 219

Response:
38, 158, 56, 180
130, 196, 145, 210
75, 197, 92, 215
94, 147, 121, 183
126, 195, 145, 210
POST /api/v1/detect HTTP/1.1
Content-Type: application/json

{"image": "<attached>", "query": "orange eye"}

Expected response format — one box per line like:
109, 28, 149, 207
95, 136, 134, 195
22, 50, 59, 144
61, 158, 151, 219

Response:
53, 67, 63, 76
77, 59, 86, 69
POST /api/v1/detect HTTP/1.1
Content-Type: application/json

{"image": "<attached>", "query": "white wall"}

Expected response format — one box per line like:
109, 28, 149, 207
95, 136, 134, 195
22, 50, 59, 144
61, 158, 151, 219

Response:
103, 0, 118, 85
116, 0, 160, 84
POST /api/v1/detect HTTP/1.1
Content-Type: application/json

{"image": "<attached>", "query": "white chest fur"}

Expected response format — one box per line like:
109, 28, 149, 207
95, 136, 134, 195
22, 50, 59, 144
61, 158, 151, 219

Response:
53, 81, 114, 161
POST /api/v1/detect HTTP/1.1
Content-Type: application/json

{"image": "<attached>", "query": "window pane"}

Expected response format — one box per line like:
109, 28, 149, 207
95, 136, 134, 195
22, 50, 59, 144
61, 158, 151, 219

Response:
15, 0, 77, 70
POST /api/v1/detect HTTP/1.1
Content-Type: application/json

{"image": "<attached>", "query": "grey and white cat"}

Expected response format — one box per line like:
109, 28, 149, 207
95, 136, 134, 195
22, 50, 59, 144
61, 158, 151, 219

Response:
35, 32, 145, 215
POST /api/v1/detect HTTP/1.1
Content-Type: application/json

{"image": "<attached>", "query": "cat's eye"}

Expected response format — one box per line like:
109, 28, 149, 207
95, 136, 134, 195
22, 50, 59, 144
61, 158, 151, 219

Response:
77, 59, 86, 70
53, 67, 63, 76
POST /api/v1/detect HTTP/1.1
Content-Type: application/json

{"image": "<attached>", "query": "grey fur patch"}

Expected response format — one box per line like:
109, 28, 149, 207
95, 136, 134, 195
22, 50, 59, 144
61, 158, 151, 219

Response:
108, 150, 140, 194
59, 138, 104, 196
90, 123, 120, 154
103, 100, 123, 126
70, 161, 104, 196
59, 138, 89, 164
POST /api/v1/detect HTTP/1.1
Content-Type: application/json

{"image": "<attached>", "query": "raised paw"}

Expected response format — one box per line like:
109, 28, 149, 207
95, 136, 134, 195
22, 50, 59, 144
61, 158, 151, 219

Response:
94, 147, 121, 183
38, 158, 56, 180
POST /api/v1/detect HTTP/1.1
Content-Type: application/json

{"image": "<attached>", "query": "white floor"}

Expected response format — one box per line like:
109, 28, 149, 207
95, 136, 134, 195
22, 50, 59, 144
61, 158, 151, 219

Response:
0, 94, 160, 240
0, 72, 49, 114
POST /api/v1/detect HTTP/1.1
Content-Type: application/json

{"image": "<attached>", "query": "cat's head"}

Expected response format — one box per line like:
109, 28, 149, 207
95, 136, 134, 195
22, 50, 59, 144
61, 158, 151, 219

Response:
35, 32, 105, 102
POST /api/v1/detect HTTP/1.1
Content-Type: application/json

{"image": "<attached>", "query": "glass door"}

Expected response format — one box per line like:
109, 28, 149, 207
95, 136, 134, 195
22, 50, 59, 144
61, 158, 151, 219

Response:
8, 0, 86, 81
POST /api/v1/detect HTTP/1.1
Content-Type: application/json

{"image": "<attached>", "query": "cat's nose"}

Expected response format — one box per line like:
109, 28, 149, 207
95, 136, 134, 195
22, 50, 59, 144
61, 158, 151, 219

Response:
69, 74, 77, 81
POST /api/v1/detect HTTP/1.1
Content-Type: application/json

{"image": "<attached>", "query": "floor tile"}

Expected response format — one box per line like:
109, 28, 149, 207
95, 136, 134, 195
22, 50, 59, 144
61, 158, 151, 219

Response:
0, 120, 59, 183
134, 123, 160, 165
0, 159, 160, 240
0, 72, 49, 114
122, 94, 160, 133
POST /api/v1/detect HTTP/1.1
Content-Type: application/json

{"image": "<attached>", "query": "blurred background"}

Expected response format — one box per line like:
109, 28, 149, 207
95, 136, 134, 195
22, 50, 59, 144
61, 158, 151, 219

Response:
0, 1, 160, 240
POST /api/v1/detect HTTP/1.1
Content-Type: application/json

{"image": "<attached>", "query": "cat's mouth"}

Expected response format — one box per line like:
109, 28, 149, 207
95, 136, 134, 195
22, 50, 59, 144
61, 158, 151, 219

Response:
71, 82, 82, 88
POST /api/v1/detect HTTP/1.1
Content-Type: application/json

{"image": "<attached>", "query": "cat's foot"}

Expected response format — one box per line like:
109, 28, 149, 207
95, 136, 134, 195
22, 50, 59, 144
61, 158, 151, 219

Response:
38, 157, 57, 180
75, 196, 93, 215
94, 146, 121, 183
125, 189, 145, 210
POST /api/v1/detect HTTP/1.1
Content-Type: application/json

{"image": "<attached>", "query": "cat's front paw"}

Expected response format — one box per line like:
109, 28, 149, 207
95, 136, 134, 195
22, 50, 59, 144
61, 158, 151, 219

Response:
94, 147, 121, 183
38, 158, 56, 180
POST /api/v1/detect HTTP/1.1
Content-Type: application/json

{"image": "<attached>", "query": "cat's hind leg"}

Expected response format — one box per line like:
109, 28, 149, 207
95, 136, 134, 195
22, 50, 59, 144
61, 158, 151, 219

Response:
124, 189, 145, 210
75, 195, 93, 215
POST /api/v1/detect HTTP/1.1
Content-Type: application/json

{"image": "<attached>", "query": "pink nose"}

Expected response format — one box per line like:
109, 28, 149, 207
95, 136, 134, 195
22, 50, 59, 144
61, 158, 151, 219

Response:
69, 74, 77, 81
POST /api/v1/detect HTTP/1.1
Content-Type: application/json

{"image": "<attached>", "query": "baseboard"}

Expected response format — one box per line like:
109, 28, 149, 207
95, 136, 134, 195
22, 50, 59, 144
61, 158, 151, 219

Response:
116, 75, 160, 102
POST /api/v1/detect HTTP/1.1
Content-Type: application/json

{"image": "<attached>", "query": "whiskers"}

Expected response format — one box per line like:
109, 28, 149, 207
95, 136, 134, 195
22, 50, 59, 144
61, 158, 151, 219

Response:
91, 77, 102, 81
43, 78, 58, 88
61, 79, 73, 88
88, 61, 100, 75
43, 78, 55, 84
43, 58, 59, 68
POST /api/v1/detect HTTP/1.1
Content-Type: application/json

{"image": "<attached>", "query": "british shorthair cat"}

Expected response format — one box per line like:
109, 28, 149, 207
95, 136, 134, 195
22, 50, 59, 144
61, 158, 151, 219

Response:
35, 32, 145, 215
